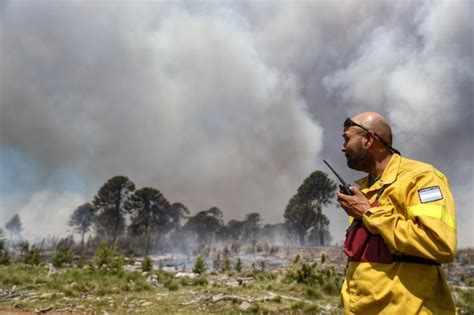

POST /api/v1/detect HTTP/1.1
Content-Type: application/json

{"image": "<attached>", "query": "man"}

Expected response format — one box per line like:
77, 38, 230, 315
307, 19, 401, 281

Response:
336, 112, 456, 314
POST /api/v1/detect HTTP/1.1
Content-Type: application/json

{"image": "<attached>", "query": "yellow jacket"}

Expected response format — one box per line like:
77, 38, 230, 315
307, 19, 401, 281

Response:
341, 154, 457, 314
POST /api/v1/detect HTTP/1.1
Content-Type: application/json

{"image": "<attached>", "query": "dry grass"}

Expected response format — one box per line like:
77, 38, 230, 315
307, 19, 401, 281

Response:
0, 263, 343, 314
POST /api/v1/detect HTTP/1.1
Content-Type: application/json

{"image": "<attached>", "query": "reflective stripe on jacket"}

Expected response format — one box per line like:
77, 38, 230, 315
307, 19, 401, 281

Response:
341, 154, 457, 314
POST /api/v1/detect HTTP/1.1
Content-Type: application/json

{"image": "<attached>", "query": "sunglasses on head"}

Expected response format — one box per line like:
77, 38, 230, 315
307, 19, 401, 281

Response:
344, 118, 401, 155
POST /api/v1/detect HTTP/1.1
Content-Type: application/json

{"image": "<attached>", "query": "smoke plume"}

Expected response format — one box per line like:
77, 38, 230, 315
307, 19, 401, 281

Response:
1, 0, 472, 247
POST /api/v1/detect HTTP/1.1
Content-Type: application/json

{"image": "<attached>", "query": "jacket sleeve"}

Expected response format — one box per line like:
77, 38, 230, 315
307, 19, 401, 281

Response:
362, 169, 457, 263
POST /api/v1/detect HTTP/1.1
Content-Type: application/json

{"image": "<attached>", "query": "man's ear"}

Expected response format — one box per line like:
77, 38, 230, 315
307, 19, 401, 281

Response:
364, 131, 375, 148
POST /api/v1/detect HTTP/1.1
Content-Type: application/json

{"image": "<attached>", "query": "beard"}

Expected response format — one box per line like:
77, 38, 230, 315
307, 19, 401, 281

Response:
345, 145, 372, 172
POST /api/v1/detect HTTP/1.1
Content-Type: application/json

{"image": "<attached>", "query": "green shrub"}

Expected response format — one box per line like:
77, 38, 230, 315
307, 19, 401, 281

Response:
24, 247, 41, 265
235, 257, 242, 272
0, 239, 10, 265
18, 241, 41, 265
222, 254, 231, 272
256, 271, 277, 282
320, 252, 327, 264
284, 259, 342, 297
247, 303, 260, 313
179, 277, 191, 286
295, 262, 318, 284
192, 256, 207, 275
134, 278, 152, 292
291, 301, 320, 312
193, 275, 208, 286
0, 264, 46, 286
293, 254, 301, 264
291, 301, 306, 310
142, 256, 153, 272
52, 248, 74, 268
456, 288, 474, 314
76, 255, 86, 268
94, 241, 124, 274
154, 269, 174, 284
108, 255, 125, 275
322, 279, 340, 295
306, 286, 322, 299
164, 278, 179, 291
94, 241, 115, 268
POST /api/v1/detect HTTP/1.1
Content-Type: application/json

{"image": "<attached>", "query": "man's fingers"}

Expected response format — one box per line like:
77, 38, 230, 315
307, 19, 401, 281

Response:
337, 191, 350, 200
349, 186, 362, 196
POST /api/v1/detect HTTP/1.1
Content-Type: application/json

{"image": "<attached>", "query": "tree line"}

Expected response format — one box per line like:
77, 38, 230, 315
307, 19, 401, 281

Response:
3, 170, 337, 257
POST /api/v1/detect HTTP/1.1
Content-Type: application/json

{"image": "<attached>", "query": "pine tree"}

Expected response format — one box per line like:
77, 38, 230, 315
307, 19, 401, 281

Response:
183, 207, 224, 244
125, 187, 170, 255
284, 171, 336, 246
192, 256, 207, 275
69, 203, 96, 253
93, 176, 135, 244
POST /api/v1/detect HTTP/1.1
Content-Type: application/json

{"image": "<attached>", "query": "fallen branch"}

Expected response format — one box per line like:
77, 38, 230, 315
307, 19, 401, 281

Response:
47, 263, 57, 278
182, 292, 287, 306
179, 291, 322, 308
34, 305, 54, 313
210, 294, 253, 303
277, 293, 314, 304
180, 295, 212, 306
0, 294, 19, 302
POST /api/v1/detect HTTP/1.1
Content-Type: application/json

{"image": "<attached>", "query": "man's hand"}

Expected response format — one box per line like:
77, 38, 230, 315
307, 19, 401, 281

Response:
336, 187, 372, 220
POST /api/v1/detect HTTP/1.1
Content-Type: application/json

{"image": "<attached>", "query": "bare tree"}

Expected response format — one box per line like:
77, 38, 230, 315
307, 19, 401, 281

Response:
5, 214, 22, 239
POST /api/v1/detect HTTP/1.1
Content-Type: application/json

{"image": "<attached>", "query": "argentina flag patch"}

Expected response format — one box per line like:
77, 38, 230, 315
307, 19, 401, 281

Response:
418, 186, 443, 203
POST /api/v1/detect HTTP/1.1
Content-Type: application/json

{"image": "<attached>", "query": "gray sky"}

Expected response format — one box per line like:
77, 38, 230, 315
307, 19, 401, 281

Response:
1, 0, 472, 247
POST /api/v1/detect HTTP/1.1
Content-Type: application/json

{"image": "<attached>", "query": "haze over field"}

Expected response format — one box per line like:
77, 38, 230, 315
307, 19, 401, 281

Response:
1, 0, 472, 247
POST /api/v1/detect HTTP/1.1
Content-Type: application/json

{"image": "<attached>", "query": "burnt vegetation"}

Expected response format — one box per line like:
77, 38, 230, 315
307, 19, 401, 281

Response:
2, 171, 337, 261
0, 171, 346, 313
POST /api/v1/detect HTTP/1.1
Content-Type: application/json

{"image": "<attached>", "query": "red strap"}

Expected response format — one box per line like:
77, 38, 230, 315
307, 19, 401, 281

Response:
343, 186, 394, 263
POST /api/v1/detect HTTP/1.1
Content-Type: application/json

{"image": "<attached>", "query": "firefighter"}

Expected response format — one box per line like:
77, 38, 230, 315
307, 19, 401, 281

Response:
336, 112, 456, 314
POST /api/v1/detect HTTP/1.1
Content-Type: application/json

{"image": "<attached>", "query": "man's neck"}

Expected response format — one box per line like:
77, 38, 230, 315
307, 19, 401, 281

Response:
368, 153, 393, 180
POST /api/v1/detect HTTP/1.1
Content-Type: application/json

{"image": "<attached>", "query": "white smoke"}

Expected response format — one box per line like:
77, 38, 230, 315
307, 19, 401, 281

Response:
18, 190, 87, 241
322, 0, 473, 247
323, 0, 473, 152
0, 1, 322, 231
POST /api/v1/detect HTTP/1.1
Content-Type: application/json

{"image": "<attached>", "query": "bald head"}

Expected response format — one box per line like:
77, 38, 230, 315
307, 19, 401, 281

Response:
342, 112, 397, 174
351, 112, 393, 146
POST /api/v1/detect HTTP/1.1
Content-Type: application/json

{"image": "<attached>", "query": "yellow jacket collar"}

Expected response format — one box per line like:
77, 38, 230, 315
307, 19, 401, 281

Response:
355, 154, 401, 190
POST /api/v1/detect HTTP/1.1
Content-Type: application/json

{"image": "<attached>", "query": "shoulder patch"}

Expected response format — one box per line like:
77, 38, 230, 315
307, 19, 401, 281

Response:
418, 186, 443, 203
